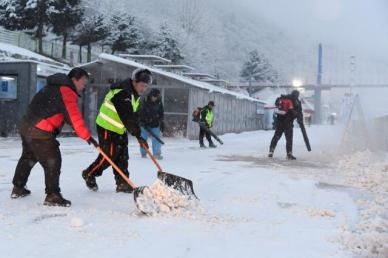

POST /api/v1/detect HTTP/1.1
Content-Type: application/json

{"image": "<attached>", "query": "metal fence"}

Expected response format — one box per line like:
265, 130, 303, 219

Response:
0, 27, 100, 65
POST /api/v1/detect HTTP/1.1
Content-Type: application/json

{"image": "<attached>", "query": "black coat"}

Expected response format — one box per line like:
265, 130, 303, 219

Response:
138, 94, 164, 128
19, 73, 90, 140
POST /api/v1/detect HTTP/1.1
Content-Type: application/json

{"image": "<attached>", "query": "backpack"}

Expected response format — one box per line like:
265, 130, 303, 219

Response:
192, 107, 202, 122
275, 96, 294, 115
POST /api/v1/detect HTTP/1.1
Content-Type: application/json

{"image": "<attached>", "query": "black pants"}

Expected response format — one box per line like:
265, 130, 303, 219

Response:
84, 125, 129, 185
13, 136, 62, 194
269, 119, 294, 154
199, 126, 213, 145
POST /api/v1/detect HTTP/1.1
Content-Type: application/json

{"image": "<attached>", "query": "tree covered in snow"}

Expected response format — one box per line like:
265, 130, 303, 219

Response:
0, 0, 58, 53
149, 24, 184, 63
240, 50, 279, 83
49, 0, 83, 59
72, 14, 108, 62
105, 13, 142, 54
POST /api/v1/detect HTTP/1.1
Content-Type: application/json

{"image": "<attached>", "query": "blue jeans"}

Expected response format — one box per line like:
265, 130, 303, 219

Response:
140, 127, 162, 156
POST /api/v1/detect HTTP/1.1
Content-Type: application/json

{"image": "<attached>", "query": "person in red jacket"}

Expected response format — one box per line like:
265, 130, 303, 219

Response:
11, 68, 91, 207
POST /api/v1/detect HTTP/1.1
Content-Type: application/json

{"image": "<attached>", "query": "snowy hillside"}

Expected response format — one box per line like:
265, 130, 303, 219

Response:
81, 0, 313, 81
83, 0, 388, 84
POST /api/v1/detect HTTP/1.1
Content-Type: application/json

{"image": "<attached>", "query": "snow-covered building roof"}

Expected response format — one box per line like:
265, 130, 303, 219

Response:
183, 72, 216, 80
201, 79, 230, 87
0, 42, 71, 76
0, 42, 66, 67
89, 53, 264, 103
118, 54, 171, 65
153, 64, 195, 73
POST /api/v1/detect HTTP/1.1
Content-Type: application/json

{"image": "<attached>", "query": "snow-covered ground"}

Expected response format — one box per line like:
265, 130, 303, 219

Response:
0, 125, 387, 258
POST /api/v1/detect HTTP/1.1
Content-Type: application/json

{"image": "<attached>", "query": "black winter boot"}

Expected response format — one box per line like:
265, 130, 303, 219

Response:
287, 153, 297, 160
200, 142, 206, 148
268, 152, 274, 158
11, 186, 31, 199
116, 183, 133, 193
82, 170, 98, 192
44, 193, 71, 207
209, 142, 217, 148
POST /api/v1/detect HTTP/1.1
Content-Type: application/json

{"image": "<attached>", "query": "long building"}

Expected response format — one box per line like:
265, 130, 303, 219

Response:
81, 54, 265, 139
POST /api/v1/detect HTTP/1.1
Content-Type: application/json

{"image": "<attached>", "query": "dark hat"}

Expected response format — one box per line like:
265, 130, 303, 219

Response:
132, 68, 152, 84
149, 88, 161, 97
208, 101, 215, 107
291, 90, 300, 98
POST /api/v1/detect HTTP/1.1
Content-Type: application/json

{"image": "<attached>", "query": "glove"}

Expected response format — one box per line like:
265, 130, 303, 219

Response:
160, 121, 165, 133
137, 136, 149, 149
88, 137, 99, 147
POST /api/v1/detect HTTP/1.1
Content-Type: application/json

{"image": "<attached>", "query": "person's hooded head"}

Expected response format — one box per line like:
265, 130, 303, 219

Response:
290, 90, 300, 100
208, 101, 215, 110
131, 68, 152, 96
148, 88, 161, 102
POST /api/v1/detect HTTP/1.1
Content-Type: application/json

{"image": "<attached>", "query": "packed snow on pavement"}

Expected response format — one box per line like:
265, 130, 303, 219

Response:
1, 125, 387, 258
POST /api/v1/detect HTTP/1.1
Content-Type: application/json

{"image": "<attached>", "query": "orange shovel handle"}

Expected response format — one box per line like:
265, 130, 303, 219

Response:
95, 145, 137, 189
141, 143, 163, 172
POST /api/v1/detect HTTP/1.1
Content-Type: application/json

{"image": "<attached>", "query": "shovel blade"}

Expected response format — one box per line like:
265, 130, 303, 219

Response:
157, 171, 198, 199
133, 186, 154, 215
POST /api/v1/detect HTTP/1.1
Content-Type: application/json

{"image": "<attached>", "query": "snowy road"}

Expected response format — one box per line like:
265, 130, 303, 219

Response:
0, 126, 385, 258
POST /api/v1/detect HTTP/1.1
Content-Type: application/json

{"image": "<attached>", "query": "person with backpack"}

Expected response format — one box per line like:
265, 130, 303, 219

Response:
81, 69, 150, 193
198, 101, 216, 148
139, 88, 164, 160
11, 68, 91, 207
268, 90, 303, 160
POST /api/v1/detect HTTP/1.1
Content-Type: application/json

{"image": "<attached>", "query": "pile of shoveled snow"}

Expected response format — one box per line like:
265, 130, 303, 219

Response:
135, 180, 203, 217
336, 150, 388, 257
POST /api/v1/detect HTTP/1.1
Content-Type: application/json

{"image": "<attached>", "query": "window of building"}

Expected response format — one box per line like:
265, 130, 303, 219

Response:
36, 77, 47, 92
0, 75, 17, 100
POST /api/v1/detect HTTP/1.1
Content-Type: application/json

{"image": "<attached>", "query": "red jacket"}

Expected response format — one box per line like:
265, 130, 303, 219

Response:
19, 73, 90, 140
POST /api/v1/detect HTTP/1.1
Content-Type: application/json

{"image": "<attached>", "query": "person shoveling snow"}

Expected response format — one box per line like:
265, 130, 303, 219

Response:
135, 180, 201, 216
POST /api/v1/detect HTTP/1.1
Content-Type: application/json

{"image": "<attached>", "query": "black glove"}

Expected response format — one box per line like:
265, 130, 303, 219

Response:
137, 136, 149, 149
88, 137, 99, 147
160, 121, 165, 133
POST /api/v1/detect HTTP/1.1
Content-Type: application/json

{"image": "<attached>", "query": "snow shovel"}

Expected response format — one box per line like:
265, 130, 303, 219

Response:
140, 142, 198, 199
89, 138, 150, 211
195, 121, 224, 145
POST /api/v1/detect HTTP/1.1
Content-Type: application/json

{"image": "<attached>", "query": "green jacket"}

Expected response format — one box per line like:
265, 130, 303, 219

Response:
96, 79, 141, 137
200, 105, 214, 128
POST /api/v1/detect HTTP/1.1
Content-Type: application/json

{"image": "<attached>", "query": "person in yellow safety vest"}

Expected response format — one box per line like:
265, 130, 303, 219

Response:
82, 68, 151, 193
199, 101, 216, 148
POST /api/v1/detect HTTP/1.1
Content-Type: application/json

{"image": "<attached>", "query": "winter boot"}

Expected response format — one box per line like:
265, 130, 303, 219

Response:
44, 193, 71, 207
209, 142, 217, 148
116, 183, 133, 193
287, 153, 296, 160
154, 154, 163, 160
268, 152, 274, 158
82, 170, 98, 192
200, 142, 206, 148
11, 186, 31, 199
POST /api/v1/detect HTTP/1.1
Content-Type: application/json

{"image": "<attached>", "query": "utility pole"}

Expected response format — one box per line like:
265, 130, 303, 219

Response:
314, 43, 323, 124
349, 55, 356, 94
